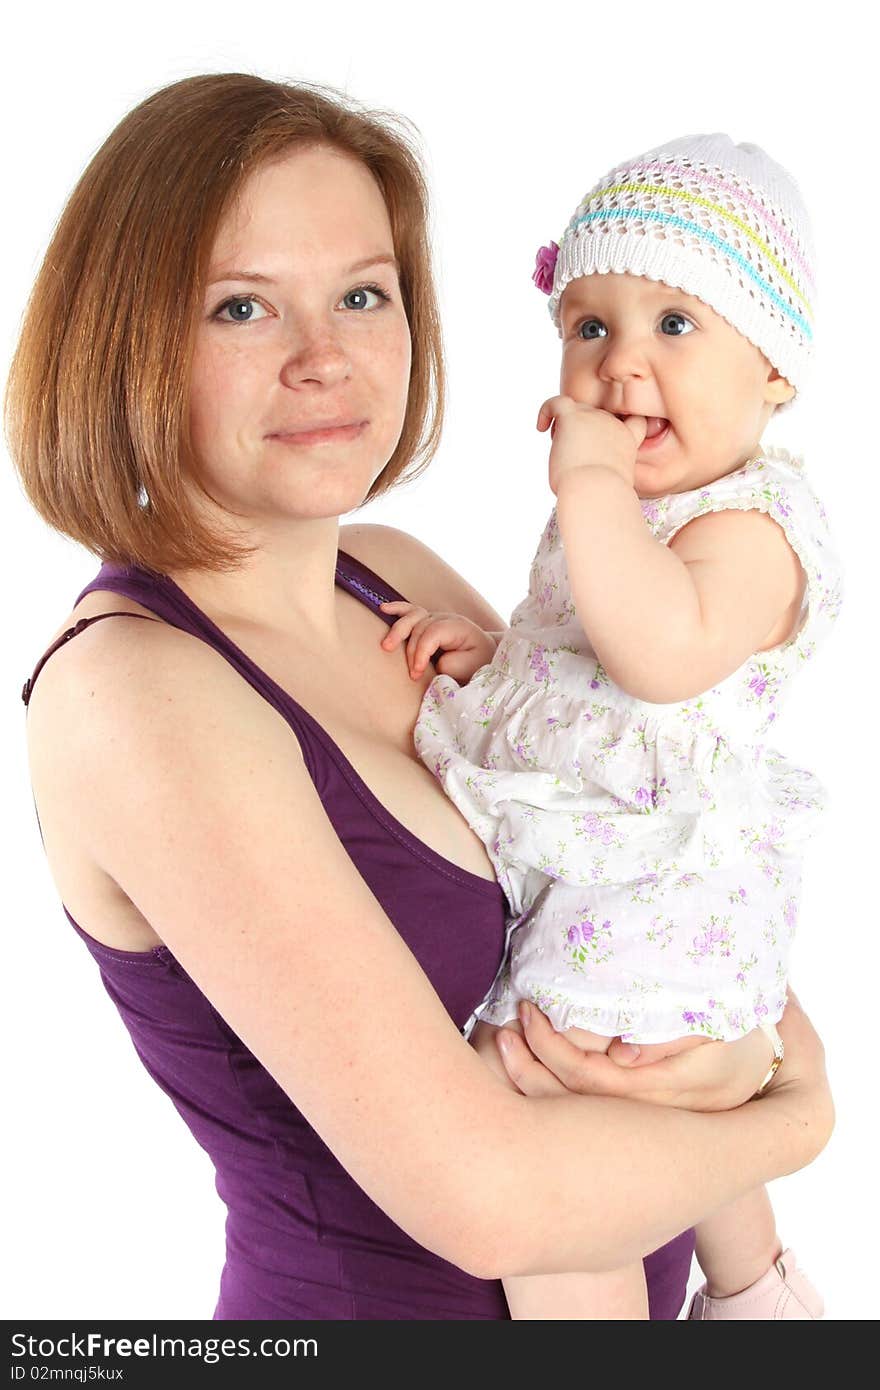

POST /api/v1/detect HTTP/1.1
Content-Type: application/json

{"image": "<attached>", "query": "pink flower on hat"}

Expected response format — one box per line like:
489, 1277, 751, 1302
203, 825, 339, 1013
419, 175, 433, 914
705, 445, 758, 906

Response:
533, 241, 559, 295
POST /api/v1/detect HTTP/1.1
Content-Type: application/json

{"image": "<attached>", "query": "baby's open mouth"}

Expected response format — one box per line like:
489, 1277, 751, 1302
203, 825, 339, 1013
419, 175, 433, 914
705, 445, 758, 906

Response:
615, 414, 669, 439
644, 416, 669, 439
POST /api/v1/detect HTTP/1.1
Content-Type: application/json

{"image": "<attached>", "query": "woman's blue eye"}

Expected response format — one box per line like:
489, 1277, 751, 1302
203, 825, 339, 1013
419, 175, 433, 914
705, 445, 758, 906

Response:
578, 318, 607, 340
661, 312, 694, 336
340, 285, 390, 311
215, 296, 267, 323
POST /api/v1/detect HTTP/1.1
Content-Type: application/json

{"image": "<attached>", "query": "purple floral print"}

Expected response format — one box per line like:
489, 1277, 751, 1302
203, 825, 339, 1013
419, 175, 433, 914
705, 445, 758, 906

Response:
410, 449, 841, 1042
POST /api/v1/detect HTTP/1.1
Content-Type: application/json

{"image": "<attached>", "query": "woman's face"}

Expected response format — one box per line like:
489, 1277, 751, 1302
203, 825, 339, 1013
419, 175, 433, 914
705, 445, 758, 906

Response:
188, 144, 412, 526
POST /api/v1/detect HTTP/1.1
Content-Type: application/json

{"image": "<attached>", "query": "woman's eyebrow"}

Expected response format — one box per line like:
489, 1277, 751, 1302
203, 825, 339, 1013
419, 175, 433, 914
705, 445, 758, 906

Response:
346, 253, 399, 274
207, 254, 399, 287
207, 269, 275, 287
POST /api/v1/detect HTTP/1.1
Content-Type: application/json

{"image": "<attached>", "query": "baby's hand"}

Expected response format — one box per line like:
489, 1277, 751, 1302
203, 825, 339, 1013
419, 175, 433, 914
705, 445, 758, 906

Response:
537, 397, 647, 495
379, 602, 498, 683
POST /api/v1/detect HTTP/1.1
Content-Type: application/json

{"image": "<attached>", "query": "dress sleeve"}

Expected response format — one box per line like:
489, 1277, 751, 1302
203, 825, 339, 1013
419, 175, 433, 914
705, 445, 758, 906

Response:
663, 450, 844, 657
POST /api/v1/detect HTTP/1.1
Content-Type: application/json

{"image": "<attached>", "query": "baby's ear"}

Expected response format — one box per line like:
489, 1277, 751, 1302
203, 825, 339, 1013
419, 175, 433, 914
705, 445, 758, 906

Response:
765, 366, 796, 406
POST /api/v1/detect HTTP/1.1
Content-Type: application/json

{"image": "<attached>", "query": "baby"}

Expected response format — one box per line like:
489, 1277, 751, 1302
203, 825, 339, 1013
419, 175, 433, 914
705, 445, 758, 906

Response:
380, 134, 841, 1319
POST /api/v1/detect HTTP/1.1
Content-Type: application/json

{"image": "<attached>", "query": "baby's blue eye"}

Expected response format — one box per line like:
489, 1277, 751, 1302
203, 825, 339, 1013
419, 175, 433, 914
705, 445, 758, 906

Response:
661, 312, 694, 336
578, 318, 607, 340
215, 296, 268, 323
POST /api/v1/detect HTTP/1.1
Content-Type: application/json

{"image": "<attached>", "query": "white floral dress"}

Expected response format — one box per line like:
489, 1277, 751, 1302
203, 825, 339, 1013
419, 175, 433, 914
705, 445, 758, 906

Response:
415, 450, 843, 1042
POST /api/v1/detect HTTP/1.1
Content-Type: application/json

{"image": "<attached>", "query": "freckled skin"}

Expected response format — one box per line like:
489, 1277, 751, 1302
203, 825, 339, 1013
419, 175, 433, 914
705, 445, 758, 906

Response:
187, 145, 412, 530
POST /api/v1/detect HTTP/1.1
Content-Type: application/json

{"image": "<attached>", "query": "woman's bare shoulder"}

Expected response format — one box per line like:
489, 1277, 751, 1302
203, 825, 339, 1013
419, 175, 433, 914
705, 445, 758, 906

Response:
29, 594, 220, 716
27, 590, 202, 710
26, 594, 304, 793
25, 586, 514, 1276
339, 523, 505, 629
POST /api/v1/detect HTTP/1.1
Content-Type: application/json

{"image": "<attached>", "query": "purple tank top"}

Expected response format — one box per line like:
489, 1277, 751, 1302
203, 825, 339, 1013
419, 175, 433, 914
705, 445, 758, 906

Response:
23, 551, 694, 1319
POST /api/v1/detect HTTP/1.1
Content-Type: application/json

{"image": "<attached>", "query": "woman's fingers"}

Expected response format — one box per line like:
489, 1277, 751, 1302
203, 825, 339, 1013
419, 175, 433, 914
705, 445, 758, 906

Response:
612, 1044, 735, 1110
515, 1002, 762, 1109
605, 1034, 709, 1067
609, 1030, 771, 1111
515, 1003, 655, 1097
495, 1027, 569, 1096
505, 992, 831, 1119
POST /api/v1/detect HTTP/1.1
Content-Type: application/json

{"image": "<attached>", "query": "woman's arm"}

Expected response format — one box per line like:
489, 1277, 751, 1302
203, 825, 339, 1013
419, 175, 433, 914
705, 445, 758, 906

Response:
35, 619, 831, 1281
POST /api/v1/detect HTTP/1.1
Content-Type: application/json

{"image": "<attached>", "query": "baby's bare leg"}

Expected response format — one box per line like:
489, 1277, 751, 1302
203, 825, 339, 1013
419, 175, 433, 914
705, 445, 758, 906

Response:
551, 1032, 782, 1299
695, 1187, 781, 1297
597, 1037, 783, 1297
471, 1020, 649, 1320
504, 1263, 649, 1320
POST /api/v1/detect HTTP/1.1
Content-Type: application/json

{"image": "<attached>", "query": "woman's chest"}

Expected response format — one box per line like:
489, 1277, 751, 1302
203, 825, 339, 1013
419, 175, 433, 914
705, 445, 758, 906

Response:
32, 594, 497, 956
241, 622, 497, 883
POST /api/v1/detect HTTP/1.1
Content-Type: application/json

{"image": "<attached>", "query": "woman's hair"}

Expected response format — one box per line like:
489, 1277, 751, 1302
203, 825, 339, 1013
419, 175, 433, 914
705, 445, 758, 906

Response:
5, 73, 445, 573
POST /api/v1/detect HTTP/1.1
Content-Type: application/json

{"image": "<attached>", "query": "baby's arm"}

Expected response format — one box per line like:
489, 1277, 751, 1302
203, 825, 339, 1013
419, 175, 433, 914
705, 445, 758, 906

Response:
380, 601, 502, 683
542, 400, 804, 702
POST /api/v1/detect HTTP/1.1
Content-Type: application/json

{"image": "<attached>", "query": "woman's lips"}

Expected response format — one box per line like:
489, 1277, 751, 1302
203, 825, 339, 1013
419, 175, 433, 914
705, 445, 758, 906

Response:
267, 421, 367, 446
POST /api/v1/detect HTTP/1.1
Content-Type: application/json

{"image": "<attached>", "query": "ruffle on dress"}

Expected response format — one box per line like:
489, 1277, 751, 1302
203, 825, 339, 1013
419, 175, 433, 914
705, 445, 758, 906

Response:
415, 661, 825, 920
413, 451, 841, 1041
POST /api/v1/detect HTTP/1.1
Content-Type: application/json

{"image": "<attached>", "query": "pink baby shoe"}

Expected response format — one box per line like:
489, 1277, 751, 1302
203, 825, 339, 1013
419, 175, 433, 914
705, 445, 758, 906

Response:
687, 1249, 824, 1319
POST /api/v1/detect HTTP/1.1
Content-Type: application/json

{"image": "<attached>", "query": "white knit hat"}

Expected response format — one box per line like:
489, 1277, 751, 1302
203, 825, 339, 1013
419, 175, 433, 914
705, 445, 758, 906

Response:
535, 134, 816, 400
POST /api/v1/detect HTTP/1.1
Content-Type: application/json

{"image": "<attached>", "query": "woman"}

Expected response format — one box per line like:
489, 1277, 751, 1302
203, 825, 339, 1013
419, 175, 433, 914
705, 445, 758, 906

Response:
10, 73, 832, 1320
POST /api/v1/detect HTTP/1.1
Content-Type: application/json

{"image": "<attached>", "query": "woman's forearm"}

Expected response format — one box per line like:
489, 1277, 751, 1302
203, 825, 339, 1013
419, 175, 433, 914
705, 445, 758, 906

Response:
76, 657, 827, 1286
472, 1081, 819, 1278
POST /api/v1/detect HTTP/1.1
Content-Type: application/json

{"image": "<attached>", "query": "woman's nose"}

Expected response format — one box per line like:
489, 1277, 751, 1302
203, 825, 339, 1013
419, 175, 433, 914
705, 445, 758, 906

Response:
279, 320, 352, 389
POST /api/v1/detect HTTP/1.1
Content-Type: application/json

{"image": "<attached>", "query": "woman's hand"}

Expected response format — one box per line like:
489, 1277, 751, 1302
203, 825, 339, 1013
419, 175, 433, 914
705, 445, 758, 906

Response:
496, 994, 832, 1124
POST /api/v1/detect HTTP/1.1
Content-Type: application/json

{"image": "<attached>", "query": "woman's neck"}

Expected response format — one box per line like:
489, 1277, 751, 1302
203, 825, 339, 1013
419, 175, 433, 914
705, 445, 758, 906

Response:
167, 514, 347, 645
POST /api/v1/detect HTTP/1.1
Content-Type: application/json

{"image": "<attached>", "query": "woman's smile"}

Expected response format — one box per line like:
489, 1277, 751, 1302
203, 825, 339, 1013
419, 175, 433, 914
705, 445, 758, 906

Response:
266, 419, 369, 447
188, 145, 412, 524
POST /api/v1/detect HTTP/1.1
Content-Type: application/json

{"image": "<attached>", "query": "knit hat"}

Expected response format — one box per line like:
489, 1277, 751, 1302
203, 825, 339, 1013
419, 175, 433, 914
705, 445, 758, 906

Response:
535, 134, 816, 400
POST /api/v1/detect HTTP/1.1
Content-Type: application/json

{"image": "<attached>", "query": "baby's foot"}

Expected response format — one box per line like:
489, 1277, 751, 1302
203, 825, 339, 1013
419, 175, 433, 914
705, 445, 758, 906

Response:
687, 1249, 823, 1320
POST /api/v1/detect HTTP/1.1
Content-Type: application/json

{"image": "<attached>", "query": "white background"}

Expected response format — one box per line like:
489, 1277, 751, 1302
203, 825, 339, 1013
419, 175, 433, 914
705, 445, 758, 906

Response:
3, 0, 877, 1321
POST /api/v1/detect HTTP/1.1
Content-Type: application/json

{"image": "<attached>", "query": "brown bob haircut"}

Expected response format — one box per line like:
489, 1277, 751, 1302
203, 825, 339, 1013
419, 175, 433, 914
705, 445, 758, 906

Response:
5, 72, 445, 573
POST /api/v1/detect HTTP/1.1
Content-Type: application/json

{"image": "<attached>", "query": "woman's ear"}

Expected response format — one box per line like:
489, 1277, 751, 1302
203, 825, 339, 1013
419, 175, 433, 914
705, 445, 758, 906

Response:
765, 367, 796, 406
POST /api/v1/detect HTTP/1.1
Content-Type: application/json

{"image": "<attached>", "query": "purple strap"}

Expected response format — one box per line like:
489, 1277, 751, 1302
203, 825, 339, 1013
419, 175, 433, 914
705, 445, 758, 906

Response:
334, 549, 408, 615
22, 548, 413, 710
21, 612, 161, 707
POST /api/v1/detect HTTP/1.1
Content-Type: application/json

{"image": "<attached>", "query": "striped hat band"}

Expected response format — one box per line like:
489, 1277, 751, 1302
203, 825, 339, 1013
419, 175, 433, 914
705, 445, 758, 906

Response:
544, 134, 816, 399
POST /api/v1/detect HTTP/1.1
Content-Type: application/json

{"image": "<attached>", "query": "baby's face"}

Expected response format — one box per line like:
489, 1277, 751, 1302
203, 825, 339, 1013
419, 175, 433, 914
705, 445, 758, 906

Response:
557, 272, 793, 497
